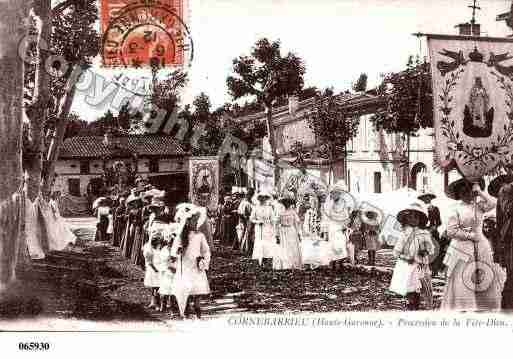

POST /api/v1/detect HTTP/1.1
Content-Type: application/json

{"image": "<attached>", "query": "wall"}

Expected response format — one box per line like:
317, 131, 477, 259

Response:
54, 157, 189, 196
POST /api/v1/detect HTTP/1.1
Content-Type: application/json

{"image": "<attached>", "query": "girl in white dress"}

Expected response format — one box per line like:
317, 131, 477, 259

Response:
158, 239, 174, 312
171, 214, 211, 319
390, 201, 434, 310
250, 191, 278, 269
143, 233, 162, 309
158, 223, 181, 313
274, 197, 303, 270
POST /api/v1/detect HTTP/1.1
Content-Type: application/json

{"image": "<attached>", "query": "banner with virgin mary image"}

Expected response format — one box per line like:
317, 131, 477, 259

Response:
427, 34, 513, 181
189, 156, 219, 211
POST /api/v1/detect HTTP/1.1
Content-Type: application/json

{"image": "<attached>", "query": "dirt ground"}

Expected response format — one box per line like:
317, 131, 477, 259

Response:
0, 218, 412, 325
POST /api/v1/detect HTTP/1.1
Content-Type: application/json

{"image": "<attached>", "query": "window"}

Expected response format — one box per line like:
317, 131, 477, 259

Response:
373, 172, 382, 193
347, 170, 351, 192
149, 158, 159, 173
80, 160, 90, 174
68, 178, 81, 196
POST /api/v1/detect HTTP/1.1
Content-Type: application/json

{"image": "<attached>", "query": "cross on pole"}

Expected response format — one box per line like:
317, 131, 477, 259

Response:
468, 0, 481, 24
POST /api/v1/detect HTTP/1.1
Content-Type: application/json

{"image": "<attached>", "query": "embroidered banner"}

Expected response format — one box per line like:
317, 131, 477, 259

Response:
427, 35, 513, 181
189, 157, 219, 211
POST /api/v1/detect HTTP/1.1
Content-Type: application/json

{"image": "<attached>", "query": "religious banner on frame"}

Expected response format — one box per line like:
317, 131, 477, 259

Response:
189, 157, 219, 211
427, 34, 513, 181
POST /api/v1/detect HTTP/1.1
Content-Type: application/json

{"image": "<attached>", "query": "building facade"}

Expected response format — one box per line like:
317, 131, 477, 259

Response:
237, 92, 454, 195
55, 134, 190, 204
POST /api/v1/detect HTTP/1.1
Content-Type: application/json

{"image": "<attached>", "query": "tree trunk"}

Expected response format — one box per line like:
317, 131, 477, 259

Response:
264, 104, 280, 187
406, 132, 411, 188
25, 0, 51, 201
42, 64, 83, 195
0, 0, 28, 292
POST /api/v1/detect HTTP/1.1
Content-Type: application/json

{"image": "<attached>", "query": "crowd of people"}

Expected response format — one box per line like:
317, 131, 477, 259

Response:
92, 177, 212, 319
89, 170, 513, 314
212, 181, 385, 271
390, 176, 510, 312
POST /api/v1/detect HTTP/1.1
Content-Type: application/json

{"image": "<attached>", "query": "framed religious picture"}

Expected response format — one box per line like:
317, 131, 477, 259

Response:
189, 157, 220, 211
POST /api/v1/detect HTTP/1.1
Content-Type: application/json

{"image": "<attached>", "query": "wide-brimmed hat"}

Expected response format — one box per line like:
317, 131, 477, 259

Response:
446, 178, 485, 200
418, 192, 436, 203
126, 194, 142, 205
396, 201, 428, 228
149, 197, 166, 209
174, 203, 207, 228
488, 174, 513, 198
92, 196, 109, 209
256, 190, 272, 200
329, 180, 348, 194
279, 195, 296, 207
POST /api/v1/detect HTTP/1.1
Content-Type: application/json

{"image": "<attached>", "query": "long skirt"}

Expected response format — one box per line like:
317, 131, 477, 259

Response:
213, 215, 225, 243
95, 215, 108, 242
112, 217, 126, 247
273, 226, 302, 270
242, 223, 255, 257
252, 223, 278, 264
327, 227, 348, 261
122, 223, 136, 259
441, 239, 503, 311
130, 225, 144, 266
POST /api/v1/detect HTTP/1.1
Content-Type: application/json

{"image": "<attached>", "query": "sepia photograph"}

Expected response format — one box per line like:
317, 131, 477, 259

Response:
2, 0, 513, 356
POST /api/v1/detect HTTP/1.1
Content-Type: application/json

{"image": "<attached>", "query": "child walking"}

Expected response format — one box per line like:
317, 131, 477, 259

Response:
172, 213, 211, 319
390, 201, 434, 310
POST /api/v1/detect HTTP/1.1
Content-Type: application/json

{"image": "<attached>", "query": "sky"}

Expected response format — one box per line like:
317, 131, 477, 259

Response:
71, 0, 513, 121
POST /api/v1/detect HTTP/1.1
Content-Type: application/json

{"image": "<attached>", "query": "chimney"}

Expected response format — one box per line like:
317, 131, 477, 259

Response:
288, 95, 299, 115
455, 22, 480, 36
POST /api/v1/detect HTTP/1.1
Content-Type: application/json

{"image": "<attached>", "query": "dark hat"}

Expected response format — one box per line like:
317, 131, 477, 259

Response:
418, 193, 436, 203
488, 174, 513, 198
279, 196, 296, 208
396, 201, 428, 228
446, 178, 485, 200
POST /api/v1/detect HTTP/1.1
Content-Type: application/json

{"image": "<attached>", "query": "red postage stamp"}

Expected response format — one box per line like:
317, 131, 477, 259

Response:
101, 0, 193, 68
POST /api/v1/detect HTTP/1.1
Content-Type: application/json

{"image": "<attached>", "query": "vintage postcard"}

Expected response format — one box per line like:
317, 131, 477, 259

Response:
2, 0, 513, 356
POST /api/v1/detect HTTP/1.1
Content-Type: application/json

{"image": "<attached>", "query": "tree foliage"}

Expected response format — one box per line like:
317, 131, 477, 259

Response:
226, 38, 306, 185
370, 56, 432, 135
22, 0, 100, 196
353, 73, 368, 92
63, 103, 144, 138
305, 88, 360, 182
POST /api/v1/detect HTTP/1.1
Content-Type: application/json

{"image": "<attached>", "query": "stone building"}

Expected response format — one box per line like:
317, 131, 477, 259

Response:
237, 92, 457, 195
55, 134, 190, 204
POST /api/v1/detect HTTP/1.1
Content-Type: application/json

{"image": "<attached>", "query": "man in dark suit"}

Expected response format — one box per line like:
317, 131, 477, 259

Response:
418, 193, 443, 276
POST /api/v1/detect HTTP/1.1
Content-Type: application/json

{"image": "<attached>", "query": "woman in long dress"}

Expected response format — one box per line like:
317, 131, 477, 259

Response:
213, 196, 226, 244
250, 191, 278, 269
323, 181, 351, 271
143, 233, 162, 309
274, 197, 303, 270
94, 199, 111, 242
441, 178, 503, 311
121, 196, 143, 259
112, 197, 126, 247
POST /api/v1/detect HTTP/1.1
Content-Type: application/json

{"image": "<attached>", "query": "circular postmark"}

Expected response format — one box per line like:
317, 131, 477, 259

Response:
101, 1, 194, 71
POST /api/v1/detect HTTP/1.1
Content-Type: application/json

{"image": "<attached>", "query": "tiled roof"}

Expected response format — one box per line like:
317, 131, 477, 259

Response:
235, 92, 382, 125
59, 135, 188, 159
